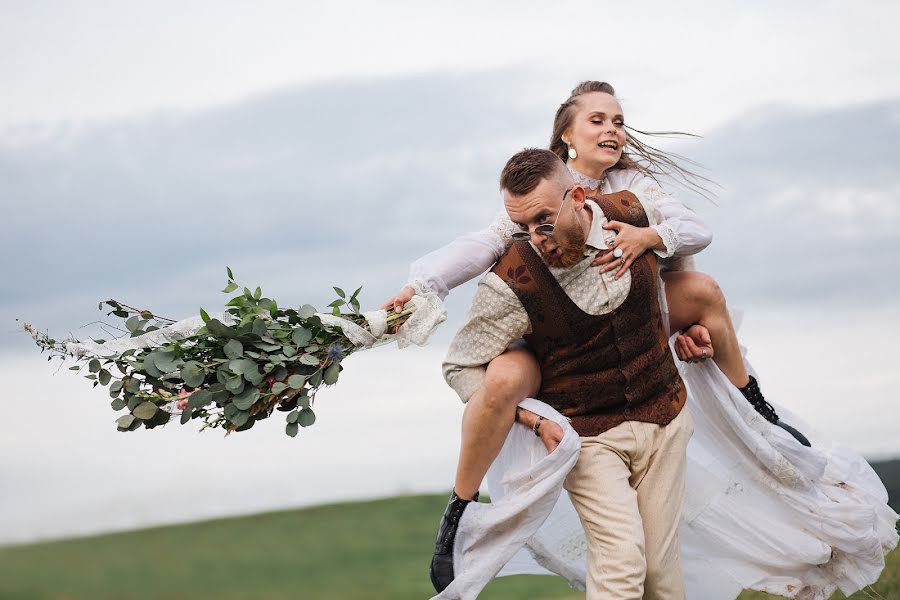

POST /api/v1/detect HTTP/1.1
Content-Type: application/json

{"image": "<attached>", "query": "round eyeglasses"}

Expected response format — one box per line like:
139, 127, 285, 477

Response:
510, 188, 573, 241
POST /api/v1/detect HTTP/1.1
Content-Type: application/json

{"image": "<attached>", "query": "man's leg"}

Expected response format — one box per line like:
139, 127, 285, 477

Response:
453, 346, 541, 499
564, 423, 647, 600
633, 409, 694, 600
663, 271, 749, 387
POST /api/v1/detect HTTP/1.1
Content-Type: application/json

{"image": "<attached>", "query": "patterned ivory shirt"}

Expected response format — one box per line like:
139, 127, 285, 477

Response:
443, 200, 633, 402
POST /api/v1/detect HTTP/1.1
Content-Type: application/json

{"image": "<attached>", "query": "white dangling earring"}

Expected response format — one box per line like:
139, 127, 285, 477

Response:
568, 147, 577, 160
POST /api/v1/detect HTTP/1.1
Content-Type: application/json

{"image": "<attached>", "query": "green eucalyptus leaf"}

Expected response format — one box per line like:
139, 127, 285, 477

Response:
125, 316, 141, 332
181, 362, 206, 388
231, 410, 250, 427
299, 354, 320, 366
272, 382, 288, 394
180, 410, 192, 424
287, 374, 305, 389
224, 339, 243, 359
323, 362, 341, 385
333, 286, 346, 298
286, 421, 299, 437
154, 352, 177, 373
132, 401, 159, 420
291, 328, 312, 347
232, 387, 260, 410
206, 319, 234, 338
309, 371, 323, 388
283, 346, 297, 358
222, 281, 239, 293
298, 305, 317, 319
143, 355, 162, 379
287, 410, 299, 424
253, 286, 262, 300
125, 378, 141, 394
110, 398, 127, 411
297, 408, 316, 427
252, 319, 268, 337
243, 368, 264, 386
188, 389, 213, 410
98, 369, 112, 386
225, 375, 245, 394
200, 308, 211, 323
228, 358, 255, 375
117, 414, 136, 429
224, 403, 239, 421
89, 359, 101, 373
226, 266, 234, 280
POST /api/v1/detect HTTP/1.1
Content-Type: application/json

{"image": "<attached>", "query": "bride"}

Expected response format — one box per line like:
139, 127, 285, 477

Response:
381, 81, 898, 598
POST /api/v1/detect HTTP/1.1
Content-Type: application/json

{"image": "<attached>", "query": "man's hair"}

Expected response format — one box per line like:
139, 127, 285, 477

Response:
499, 148, 565, 196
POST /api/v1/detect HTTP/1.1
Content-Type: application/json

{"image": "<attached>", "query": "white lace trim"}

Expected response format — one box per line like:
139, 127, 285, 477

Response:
405, 278, 435, 298
651, 223, 678, 258
488, 209, 518, 248
567, 165, 607, 192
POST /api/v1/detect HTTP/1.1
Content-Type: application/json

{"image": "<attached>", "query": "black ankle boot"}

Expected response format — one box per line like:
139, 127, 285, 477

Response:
430, 489, 479, 593
739, 376, 811, 447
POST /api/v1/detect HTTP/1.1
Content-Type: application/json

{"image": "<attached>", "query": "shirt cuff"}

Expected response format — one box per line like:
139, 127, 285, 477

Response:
651, 223, 676, 259
447, 366, 485, 403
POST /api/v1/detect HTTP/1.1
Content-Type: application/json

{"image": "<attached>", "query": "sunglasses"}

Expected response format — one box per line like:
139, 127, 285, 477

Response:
510, 188, 573, 241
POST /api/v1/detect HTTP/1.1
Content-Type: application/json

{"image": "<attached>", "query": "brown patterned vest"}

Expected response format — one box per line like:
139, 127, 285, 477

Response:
491, 191, 686, 437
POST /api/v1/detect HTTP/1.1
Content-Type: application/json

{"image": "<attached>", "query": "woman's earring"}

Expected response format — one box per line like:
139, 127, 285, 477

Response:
568, 147, 577, 160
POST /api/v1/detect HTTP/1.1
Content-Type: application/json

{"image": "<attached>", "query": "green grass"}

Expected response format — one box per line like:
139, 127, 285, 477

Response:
0, 494, 895, 600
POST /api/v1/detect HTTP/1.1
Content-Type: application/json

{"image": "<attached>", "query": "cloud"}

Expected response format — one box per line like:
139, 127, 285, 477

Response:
2, 72, 899, 355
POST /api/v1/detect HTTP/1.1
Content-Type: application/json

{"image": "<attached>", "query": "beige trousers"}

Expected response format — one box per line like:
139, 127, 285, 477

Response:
564, 408, 694, 600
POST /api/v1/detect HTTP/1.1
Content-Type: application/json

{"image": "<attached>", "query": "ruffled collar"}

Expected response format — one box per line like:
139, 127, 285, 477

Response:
567, 164, 607, 192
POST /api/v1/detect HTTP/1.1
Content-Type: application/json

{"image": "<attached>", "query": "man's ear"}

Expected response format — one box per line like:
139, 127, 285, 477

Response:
571, 185, 587, 210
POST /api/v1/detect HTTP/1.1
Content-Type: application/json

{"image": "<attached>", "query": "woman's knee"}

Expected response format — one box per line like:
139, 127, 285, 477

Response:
482, 348, 541, 403
679, 272, 725, 309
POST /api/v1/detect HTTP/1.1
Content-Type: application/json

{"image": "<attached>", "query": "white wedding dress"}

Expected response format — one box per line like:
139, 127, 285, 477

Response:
416, 169, 898, 600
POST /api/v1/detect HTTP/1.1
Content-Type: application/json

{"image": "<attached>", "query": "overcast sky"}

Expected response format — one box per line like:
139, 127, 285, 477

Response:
1, 1, 898, 545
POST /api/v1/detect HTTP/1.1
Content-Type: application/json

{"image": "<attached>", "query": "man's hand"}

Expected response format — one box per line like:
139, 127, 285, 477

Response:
378, 286, 416, 313
592, 221, 661, 279
674, 323, 714, 364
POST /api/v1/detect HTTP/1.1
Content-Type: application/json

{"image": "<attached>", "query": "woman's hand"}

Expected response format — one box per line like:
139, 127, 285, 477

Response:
537, 419, 565, 453
516, 407, 565, 453
592, 221, 662, 279
378, 286, 416, 313
674, 323, 714, 364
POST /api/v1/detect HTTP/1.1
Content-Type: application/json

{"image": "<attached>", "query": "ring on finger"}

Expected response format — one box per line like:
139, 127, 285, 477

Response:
612, 247, 623, 258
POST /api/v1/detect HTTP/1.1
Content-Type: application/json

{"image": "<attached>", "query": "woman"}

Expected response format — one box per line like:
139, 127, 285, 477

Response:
384, 81, 800, 503
387, 81, 898, 598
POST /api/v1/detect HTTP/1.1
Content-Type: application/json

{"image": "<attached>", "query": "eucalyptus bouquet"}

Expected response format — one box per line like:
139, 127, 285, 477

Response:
24, 268, 431, 437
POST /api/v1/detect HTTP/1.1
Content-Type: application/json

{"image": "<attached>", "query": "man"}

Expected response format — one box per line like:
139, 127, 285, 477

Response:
438, 148, 695, 599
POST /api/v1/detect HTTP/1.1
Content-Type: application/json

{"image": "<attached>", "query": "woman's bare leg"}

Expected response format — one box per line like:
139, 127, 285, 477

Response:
662, 271, 749, 388
453, 346, 541, 500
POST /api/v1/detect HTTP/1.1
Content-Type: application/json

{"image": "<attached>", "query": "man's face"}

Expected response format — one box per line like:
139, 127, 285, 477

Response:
504, 177, 588, 268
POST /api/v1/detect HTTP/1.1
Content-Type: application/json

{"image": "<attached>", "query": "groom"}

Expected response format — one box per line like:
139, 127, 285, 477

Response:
437, 148, 694, 599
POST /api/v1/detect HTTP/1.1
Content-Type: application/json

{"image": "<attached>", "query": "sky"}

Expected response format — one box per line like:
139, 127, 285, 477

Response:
1, 0, 899, 545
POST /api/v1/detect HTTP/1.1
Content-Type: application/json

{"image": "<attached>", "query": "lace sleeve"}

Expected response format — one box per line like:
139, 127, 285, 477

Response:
633, 177, 712, 259
407, 209, 509, 300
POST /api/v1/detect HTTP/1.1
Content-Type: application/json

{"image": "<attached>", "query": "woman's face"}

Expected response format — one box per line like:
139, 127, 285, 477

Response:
563, 92, 626, 177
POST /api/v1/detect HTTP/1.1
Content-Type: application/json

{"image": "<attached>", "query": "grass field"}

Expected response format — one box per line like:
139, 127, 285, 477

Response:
0, 494, 896, 600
